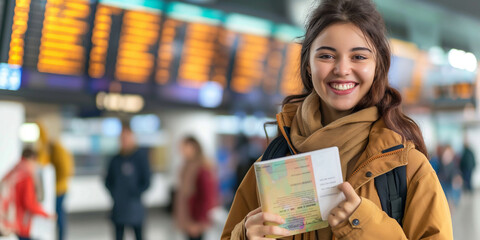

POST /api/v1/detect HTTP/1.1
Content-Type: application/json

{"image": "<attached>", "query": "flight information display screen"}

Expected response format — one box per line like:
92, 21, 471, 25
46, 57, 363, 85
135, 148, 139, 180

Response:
223, 14, 273, 96
89, 2, 162, 84
156, 3, 225, 88
0, 0, 93, 89
0, 0, 304, 107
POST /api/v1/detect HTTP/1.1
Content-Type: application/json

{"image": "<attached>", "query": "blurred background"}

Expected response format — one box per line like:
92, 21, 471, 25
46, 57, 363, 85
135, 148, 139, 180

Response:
0, 0, 479, 239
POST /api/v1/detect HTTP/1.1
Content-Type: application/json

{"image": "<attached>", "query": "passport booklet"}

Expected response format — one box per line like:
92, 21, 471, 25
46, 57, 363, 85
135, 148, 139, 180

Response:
254, 147, 345, 237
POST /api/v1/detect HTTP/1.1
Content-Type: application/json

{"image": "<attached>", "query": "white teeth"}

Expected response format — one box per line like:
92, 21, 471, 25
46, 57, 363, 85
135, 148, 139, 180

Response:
331, 83, 356, 91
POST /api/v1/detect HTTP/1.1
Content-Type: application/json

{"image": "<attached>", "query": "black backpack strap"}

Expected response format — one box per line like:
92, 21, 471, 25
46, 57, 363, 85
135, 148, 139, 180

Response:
262, 127, 295, 161
375, 165, 407, 226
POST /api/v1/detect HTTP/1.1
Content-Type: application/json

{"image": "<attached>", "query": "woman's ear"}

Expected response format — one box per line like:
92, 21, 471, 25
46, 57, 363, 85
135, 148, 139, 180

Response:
307, 66, 312, 77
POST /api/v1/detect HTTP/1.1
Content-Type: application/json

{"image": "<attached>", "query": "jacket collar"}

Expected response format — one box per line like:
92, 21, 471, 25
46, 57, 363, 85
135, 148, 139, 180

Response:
276, 104, 411, 189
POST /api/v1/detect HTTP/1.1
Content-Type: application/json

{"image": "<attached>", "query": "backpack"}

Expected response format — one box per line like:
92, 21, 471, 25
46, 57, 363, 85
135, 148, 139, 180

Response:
0, 170, 19, 236
262, 133, 407, 226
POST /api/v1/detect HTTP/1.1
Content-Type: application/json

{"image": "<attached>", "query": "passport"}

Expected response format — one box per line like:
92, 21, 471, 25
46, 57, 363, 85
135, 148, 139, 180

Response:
254, 147, 345, 237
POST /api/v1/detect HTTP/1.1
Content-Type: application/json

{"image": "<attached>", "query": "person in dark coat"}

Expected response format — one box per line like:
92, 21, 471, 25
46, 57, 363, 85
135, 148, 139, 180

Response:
105, 125, 151, 240
460, 142, 476, 192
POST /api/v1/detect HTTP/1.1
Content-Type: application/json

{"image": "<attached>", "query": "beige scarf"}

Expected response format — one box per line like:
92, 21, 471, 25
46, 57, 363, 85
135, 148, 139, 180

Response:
290, 93, 379, 179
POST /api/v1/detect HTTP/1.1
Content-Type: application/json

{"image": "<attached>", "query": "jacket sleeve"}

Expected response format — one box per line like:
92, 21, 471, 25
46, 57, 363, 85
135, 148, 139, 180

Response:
105, 157, 114, 195
221, 158, 261, 240
331, 150, 453, 240
138, 150, 151, 194
20, 177, 50, 217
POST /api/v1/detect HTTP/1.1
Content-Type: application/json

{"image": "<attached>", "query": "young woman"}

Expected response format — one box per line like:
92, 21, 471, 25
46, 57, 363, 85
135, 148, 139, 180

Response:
174, 136, 219, 240
221, 0, 452, 239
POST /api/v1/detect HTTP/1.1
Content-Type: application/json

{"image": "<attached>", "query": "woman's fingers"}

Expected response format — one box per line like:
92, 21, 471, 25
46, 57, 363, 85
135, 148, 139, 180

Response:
245, 208, 290, 239
339, 182, 361, 206
246, 207, 262, 218
328, 182, 362, 227
246, 211, 286, 227
261, 225, 290, 236
330, 206, 348, 220
328, 206, 345, 227
247, 225, 290, 239
328, 213, 340, 227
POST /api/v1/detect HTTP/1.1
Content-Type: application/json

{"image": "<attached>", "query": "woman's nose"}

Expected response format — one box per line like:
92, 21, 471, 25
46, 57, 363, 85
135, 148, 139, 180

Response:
333, 58, 352, 76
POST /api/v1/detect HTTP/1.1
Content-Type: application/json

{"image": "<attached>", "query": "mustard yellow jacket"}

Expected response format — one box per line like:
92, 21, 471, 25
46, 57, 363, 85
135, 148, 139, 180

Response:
221, 107, 452, 240
37, 123, 74, 195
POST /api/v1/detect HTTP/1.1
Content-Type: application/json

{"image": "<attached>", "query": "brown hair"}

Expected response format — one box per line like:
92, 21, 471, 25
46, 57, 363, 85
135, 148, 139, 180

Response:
283, 0, 428, 156
182, 135, 205, 161
21, 148, 37, 160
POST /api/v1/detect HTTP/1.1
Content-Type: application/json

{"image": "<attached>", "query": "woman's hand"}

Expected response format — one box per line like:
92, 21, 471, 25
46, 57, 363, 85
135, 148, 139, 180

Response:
328, 182, 362, 227
244, 207, 290, 240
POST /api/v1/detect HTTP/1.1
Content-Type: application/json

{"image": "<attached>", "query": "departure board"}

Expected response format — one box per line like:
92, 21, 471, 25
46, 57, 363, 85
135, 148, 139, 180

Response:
280, 42, 302, 95
6, 0, 91, 74
0, 0, 92, 90
114, 10, 160, 83
0, 0, 306, 108
89, 4, 121, 79
156, 2, 225, 89
272, 25, 304, 96
6, 0, 31, 66
89, 0, 162, 86
224, 14, 273, 94
265, 40, 284, 95
177, 22, 219, 87
37, 0, 91, 75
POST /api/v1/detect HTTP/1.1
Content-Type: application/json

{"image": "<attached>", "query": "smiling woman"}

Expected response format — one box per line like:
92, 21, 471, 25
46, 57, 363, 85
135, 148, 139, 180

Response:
308, 23, 376, 124
221, 0, 453, 239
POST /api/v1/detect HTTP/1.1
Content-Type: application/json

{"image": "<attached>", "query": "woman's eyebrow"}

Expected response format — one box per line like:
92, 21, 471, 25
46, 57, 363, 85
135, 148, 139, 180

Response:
351, 47, 372, 52
315, 46, 372, 53
315, 46, 336, 52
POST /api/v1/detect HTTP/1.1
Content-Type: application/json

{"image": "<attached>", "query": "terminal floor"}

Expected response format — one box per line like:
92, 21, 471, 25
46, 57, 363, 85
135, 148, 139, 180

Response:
68, 191, 480, 240
68, 209, 225, 240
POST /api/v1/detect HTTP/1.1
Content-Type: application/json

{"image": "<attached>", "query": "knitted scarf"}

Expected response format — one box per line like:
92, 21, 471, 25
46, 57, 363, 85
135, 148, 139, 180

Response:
289, 93, 379, 179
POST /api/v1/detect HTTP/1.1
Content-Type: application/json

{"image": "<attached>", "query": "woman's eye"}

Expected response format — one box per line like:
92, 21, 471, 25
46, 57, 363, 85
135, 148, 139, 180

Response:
318, 54, 333, 59
353, 55, 367, 60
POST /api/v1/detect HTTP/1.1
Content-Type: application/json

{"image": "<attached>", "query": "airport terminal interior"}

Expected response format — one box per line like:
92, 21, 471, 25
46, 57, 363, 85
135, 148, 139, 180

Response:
1, 0, 480, 239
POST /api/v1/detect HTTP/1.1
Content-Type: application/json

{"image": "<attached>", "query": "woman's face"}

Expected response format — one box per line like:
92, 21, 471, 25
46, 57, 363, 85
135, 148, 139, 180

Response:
180, 142, 196, 160
309, 23, 376, 112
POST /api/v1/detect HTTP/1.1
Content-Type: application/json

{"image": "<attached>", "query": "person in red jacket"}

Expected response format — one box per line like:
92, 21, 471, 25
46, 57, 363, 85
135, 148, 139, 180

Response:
4, 148, 54, 240
174, 136, 219, 240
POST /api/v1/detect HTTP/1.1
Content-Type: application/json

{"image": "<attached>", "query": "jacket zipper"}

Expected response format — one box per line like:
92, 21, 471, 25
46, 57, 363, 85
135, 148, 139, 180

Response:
349, 148, 404, 180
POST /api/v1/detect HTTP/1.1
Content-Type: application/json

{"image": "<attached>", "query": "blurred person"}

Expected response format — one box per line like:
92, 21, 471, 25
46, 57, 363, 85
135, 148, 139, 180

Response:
175, 136, 219, 240
234, 134, 263, 192
438, 145, 463, 209
0, 148, 55, 240
429, 145, 444, 174
460, 140, 476, 192
105, 124, 151, 240
222, 0, 452, 239
36, 122, 74, 240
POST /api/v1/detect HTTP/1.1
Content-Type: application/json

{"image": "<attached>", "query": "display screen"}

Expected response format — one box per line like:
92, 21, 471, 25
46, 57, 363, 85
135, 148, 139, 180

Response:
0, 0, 304, 107
88, 0, 163, 93
36, 0, 91, 76
155, 4, 225, 89
0, 0, 93, 89
7, 0, 92, 74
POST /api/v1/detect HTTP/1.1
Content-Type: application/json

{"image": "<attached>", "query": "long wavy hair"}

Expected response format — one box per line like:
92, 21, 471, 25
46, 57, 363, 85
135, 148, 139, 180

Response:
283, 0, 428, 156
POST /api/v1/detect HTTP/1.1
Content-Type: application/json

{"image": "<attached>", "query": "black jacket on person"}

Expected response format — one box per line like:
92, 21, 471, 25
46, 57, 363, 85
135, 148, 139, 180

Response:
105, 148, 151, 225
460, 147, 476, 172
